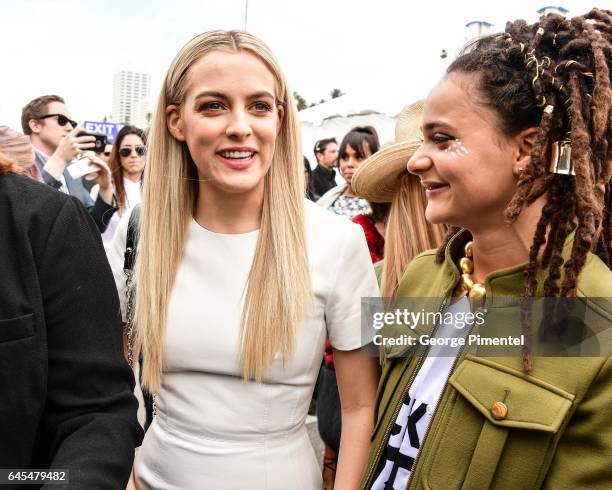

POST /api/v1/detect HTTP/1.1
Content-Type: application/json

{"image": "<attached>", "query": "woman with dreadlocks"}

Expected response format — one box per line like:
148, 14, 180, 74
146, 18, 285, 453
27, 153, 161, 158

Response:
361, 8, 611, 489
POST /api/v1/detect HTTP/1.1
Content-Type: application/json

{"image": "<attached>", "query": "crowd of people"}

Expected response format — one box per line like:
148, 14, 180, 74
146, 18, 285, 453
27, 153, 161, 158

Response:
1, 7, 611, 490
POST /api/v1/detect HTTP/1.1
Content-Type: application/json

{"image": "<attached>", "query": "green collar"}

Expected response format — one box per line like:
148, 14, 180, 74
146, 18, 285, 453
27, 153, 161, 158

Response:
383, 228, 582, 359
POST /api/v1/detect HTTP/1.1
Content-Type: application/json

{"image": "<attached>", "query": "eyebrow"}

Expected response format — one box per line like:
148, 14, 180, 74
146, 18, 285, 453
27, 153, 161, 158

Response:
422, 120, 456, 132
193, 90, 275, 101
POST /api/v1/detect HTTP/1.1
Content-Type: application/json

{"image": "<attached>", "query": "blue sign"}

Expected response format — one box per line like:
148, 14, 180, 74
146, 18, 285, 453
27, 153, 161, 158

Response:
82, 121, 124, 144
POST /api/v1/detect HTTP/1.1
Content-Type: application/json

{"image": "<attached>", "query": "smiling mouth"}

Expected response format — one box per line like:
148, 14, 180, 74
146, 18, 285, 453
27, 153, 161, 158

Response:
218, 150, 256, 160
423, 182, 449, 191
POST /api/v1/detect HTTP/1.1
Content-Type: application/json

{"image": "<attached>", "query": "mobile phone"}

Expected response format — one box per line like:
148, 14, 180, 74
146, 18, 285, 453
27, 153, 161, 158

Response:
77, 131, 108, 153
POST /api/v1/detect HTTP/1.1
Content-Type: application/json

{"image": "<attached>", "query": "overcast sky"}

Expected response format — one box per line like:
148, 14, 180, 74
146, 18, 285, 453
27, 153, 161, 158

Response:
0, 0, 600, 130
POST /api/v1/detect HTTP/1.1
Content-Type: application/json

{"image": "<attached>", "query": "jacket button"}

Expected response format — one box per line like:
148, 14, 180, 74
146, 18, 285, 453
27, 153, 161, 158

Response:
490, 401, 508, 420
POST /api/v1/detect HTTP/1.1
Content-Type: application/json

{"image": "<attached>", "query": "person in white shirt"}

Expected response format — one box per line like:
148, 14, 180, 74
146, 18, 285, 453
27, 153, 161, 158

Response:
91, 125, 146, 248
120, 30, 380, 490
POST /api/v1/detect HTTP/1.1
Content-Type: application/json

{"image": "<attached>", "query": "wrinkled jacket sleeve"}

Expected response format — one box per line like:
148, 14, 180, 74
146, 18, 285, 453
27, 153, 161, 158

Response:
39, 164, 116, 233
543, 358, 612, 488
38, 196, 142, 488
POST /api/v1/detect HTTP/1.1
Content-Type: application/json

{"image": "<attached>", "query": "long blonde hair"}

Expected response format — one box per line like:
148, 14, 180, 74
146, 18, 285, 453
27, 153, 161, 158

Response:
135, 31, 312, 391
381, 173, 446, 297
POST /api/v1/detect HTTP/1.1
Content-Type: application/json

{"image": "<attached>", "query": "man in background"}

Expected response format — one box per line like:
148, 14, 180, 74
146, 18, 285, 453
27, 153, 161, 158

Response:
309, 137, 338, 200
22, 95, 116, 232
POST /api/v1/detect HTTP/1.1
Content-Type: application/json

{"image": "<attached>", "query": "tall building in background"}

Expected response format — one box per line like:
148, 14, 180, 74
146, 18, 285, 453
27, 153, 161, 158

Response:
112, 70, 151, 124
132, 96, 156, 130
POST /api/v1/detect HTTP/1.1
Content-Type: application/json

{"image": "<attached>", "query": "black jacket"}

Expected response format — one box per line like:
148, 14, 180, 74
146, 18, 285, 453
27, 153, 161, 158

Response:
0, 173, 142, 488
309, 164, 337, 201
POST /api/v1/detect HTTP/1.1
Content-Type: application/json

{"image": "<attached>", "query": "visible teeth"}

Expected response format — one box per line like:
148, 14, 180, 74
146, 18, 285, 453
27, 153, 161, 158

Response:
220, 151, 254, 159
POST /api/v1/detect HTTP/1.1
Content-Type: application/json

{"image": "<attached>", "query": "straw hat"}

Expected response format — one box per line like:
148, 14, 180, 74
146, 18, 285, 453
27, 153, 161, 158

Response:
352, 100, 424, 202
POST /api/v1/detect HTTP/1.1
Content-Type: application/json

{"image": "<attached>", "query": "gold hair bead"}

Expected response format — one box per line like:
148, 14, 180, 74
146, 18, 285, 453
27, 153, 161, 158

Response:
536, 27, 545, 35
544, 104, 554, 114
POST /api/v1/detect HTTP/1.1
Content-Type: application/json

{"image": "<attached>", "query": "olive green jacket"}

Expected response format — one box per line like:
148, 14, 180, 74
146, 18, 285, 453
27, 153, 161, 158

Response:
362, 230, 612, 489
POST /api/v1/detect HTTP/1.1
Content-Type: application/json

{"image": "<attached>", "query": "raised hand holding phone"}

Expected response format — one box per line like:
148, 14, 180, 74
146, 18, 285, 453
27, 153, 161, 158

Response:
43, 127, 96, 180
57, 127, 96, 163
85, 151, 114, 206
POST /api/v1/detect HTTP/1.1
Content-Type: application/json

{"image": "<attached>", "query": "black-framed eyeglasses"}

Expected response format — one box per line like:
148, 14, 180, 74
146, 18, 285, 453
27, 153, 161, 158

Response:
38, 114, 77, 128
119, 146, 146, 158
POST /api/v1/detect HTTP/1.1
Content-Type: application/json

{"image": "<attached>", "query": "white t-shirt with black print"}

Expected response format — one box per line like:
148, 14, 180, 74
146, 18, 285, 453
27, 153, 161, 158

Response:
372, 296, 472, 490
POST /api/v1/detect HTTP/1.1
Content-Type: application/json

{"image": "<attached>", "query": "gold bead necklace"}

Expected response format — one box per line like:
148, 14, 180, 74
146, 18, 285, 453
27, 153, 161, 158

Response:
457, 241, 486, 310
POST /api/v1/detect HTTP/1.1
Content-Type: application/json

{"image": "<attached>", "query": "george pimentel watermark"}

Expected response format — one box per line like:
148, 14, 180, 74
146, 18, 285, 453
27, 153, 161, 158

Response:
360, 296, 612, 357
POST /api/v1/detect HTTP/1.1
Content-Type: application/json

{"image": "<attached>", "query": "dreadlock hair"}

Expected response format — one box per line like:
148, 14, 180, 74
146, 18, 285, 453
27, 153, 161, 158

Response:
435, 9, 612, 373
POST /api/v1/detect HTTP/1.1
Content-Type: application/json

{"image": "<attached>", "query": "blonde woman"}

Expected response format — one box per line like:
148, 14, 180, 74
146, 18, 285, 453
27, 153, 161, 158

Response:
352, 100, 446, 296
109, 30, 380, 489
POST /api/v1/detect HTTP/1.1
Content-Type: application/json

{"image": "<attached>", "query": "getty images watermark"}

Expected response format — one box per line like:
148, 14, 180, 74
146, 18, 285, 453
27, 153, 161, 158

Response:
360, 296, 612, 357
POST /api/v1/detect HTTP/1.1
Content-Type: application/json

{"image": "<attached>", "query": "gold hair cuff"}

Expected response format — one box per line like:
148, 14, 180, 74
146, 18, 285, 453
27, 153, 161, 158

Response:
544, 104, 554, 114
549, 140, 575, 175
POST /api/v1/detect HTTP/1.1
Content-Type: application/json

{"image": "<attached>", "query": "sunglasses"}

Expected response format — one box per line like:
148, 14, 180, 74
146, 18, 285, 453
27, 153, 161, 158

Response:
119, 146, 146, 158
38, 114, 78, 129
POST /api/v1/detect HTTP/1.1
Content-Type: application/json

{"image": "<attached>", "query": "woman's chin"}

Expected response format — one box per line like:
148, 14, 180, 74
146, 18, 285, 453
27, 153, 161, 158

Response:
425, 207, 450, 225
201, 176, 264, 196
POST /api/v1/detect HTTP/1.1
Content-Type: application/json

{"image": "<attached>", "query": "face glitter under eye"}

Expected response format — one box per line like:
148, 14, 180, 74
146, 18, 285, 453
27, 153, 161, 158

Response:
445, 140, 469, 158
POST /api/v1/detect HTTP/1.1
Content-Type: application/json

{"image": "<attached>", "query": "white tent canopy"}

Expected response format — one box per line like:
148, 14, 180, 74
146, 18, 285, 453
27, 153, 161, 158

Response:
298, 65, 447, 168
